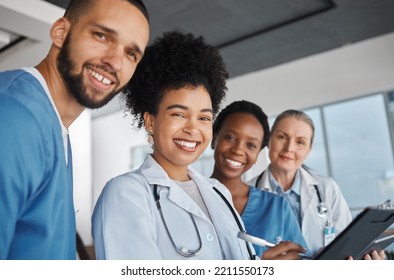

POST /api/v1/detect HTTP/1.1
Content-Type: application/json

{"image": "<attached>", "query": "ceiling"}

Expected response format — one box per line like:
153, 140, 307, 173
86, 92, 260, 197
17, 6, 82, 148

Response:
43, 0, 394, 79
2, 0, 394, 118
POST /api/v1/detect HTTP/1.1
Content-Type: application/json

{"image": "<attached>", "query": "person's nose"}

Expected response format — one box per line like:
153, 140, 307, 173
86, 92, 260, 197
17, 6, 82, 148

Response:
230, 141, 245, 156
284, 139, 295, 153
102, 45, 123, 72
182, 119, 199, 136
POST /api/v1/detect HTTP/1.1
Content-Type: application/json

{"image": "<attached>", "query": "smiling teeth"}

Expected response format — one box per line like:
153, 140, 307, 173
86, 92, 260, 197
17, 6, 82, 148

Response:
174, 140, 197, 148
226, 158, 242, 167
88, 69, 112, 85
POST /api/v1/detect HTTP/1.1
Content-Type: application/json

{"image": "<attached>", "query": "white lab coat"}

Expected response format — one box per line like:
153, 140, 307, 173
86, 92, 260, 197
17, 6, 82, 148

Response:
248, 166, 352, 256
92, 154, 253, 260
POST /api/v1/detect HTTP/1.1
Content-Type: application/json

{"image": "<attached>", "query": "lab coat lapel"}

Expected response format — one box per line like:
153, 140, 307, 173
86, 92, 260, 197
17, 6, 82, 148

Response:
141, 155, 205, 218
166, 182, 209, 221
300, 168, 319, 226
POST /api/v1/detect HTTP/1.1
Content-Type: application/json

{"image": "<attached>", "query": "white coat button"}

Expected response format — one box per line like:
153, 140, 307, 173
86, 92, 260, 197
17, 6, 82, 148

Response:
206, 233, 214, 242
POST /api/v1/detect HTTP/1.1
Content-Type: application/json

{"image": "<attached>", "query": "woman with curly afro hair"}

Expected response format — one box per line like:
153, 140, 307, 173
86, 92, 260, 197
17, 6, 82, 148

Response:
123, 30, 228, 128
92, 31, 256, 260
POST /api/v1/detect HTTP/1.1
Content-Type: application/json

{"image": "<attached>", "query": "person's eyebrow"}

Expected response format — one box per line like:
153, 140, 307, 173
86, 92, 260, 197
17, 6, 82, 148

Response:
92, 23, 118, 36
201, 108, 213, 114
248, 136, 262, 142
166, 104, 187, 110
277, 130, 309, 140
91, 23, 144, 58
166, 104, 213, 114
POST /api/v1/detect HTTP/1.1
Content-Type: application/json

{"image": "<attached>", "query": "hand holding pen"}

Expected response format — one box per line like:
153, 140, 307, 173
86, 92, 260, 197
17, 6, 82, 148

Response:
237, 232, 310, 260
261, 240, 308, 260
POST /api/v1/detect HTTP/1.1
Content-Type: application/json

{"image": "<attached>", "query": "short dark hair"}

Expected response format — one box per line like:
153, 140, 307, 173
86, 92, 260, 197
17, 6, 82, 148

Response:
123, 30, 229, 129
64, 0, 149, 23
213, 100, 270, 150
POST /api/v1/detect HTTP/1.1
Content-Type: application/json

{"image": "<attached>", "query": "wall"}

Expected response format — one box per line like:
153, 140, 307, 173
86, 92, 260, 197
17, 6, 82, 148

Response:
69, 110, 93, 245
0, 0, 63, 70
226, 32, 394, 116
91, 111, 147, 206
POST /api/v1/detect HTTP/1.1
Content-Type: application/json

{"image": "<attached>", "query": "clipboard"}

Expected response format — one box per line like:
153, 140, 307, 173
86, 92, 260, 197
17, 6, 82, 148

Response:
354, 233, 394, 259
314, 205, 394, 260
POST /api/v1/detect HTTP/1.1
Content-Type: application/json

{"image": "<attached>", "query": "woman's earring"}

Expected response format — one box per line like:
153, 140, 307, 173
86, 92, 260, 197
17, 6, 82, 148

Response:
147, 130, 154, 146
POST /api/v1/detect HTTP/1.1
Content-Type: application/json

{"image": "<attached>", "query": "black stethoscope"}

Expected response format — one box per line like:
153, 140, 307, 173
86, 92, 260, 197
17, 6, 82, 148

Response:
153, 184, 256, 259
254, 169, 328, 217
313, 185, 328, 217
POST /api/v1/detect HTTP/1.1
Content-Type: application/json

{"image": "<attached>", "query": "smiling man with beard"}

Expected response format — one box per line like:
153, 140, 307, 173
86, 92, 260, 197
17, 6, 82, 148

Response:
0, 0, 150, 260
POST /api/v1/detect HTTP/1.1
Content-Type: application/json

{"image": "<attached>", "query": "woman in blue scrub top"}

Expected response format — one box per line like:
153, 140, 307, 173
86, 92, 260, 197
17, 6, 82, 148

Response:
210, 100, 309, 258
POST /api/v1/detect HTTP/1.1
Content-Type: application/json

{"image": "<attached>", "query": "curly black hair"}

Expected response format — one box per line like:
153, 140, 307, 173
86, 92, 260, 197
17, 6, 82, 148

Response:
213, 100, 270, 150
122, 30, 229, 129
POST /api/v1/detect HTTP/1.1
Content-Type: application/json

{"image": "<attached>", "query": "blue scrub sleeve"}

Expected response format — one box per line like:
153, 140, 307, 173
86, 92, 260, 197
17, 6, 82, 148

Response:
0, 96, 47, 258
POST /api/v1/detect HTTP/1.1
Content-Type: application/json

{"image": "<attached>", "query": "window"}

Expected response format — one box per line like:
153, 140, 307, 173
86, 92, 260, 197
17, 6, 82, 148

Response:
303, 108, 329, 176
323, 94, 394, 215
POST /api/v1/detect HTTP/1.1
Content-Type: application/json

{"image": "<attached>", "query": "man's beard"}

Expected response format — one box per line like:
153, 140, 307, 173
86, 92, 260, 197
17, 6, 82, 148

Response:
57, 34, 123, 109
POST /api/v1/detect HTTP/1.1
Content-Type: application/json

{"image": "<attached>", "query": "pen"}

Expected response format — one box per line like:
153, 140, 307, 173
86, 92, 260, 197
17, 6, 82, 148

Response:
237, 232, 313, 259
237, 232, 276, 247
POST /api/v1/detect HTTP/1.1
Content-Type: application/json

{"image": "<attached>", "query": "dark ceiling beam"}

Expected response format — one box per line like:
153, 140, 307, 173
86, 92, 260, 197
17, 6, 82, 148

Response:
216, 0, 336, 49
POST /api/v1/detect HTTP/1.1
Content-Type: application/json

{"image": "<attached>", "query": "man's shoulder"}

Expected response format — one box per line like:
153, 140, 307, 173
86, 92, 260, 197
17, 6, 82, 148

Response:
0, 69, 37, 89
0, 70, 61, 147
0, 69, 54, 122
1, 68, 43, 90
0, 69, 24, 79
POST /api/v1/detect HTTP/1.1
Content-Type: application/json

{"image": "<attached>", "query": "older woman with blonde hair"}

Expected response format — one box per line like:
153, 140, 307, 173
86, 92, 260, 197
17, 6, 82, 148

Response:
249, 109, 385, 260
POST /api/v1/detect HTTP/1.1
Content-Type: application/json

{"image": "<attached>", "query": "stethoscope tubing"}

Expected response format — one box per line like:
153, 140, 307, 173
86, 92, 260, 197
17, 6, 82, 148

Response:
212, 187, 256, 260
153, 184, 255, 259
153, 184, 202, 257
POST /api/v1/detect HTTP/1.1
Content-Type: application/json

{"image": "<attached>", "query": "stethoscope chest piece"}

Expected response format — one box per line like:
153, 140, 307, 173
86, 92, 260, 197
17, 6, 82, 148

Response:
314, 185, 328, 218
317, 202, 328, 217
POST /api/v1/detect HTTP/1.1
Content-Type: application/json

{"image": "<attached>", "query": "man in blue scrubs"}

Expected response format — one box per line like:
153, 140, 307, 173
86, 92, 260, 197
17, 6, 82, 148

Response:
0, 0, 150, 259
